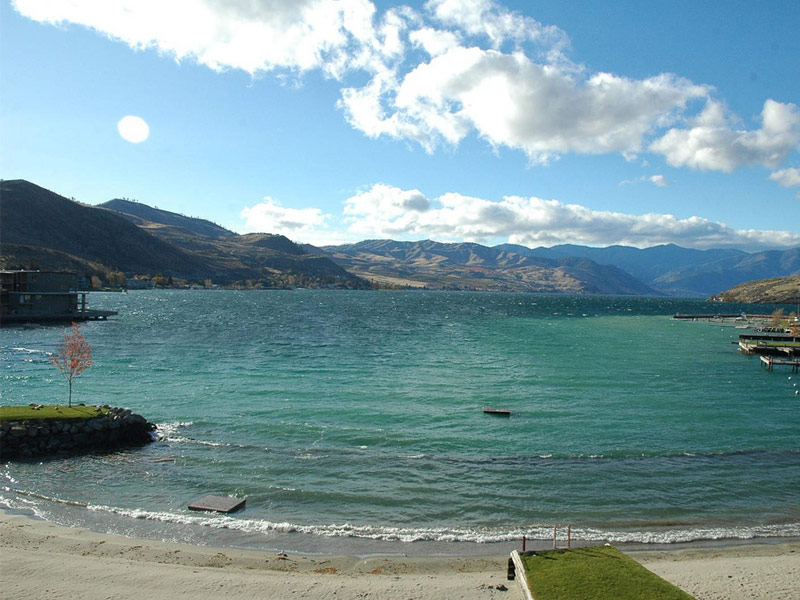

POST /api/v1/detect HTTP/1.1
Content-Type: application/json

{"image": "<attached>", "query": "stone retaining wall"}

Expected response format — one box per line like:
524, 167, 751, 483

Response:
0, 407, 156, 460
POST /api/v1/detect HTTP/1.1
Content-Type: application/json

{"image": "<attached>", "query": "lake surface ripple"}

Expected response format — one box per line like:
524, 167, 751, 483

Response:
2, 291, 798, 553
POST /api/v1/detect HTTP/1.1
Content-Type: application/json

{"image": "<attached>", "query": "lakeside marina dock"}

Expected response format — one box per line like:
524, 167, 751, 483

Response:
0, 270, 117, 325
760, 355, 800, 372
737, 332, 800, 356
673, 312, 785, 331
674, 312, 800, 358
673, 313, 775, 321
674, 312, 798, 331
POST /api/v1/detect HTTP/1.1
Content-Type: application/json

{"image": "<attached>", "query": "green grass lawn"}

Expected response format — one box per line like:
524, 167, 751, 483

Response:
520, 546, 695, 600
0, 405, 110, 422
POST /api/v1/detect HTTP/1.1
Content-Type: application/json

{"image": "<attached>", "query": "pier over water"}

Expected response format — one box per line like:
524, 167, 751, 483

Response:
0, 270, 117, 325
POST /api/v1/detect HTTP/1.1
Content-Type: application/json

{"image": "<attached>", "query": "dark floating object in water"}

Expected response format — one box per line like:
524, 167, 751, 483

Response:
483, 408, 511, 416
188, 495, 246, 513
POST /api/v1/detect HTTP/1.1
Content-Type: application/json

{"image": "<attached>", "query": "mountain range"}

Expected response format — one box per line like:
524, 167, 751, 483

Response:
494, 243, 800, 297
317, 239, 656, 295
2, 179, 799, 297
314, 240, 799, 297
0, 180, 367, 288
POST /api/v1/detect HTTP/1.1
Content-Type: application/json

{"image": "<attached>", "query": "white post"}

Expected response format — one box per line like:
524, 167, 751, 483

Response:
553, 525, 557, 550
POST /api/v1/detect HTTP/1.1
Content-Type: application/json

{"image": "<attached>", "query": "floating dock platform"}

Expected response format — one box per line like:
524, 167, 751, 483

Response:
483, 408, 511, 416
188, 495, 246, 513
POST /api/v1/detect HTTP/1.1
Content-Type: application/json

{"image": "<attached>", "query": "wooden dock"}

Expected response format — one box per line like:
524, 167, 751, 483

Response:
188, 495, 246, 513
0, 308, 118, 325
483, 408, 511, 416
738, 333, 800, 356
673, 313, 772, 321
760, 356, 800, 373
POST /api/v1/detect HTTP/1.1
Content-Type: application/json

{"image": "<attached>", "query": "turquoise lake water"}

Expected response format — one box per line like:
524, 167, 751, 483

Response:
2, 290, 799, 554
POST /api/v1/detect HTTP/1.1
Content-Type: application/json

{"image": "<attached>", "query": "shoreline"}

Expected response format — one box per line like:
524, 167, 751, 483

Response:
2, 509, 798, 599
4, 491, 799, 558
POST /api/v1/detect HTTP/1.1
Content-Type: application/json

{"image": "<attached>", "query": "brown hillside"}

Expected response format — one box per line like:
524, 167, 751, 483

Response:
714, 276, 800, 304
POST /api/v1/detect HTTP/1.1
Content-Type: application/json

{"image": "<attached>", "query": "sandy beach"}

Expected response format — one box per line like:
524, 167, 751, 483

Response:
633, 543, 800, 600
1, 510, 798, 599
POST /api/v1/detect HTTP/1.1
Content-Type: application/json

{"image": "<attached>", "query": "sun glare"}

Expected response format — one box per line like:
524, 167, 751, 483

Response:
117, 115, 150, 143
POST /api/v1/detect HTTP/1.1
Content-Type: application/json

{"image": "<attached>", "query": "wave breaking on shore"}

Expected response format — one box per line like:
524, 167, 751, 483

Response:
2, 488, 798, 548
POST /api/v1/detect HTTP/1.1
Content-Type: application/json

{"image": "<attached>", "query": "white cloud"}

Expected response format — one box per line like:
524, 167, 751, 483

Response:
650, 99, 800, 172
409, 27, 460, 57
649, 175, 672, 187
342, 184, 800, 250
342, 46, 709, 162
15, 0, 800, 175
12, 0, 380, 77
424, 0, 569, 55
241, 196, 332, 243
620, 174, 673, 187
343, 184, 432, 237
769, 167, 800, 187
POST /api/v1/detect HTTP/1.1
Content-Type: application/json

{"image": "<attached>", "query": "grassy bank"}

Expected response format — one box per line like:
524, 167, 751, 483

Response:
520, 546, 695, 600
0, 405, 110, 422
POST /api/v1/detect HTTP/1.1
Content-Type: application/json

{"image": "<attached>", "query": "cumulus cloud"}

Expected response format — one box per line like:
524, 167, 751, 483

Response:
769, 167, 800, 187
338, 0, 715, 163
343, 184, 431, 237
12, 0, 382, 77
341, 46, 709, 162
650, 99, 800, 172
14, 0, 799, 173
241, 196, 332, 242
343, 184, 800, 250
409, 26, 460, 58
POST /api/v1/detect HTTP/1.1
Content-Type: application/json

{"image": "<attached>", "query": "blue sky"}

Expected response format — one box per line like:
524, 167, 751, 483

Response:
2, 0, 799, 250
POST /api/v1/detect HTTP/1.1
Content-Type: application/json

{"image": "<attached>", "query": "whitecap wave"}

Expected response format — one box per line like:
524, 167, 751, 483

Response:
10, 347, 53, 356
68, 500, 800, 545
166, 436, 230, 447
157, 421, 223, 446
4, 488, 799, 546
155, 423, 260, 449
155, 421, 193, 437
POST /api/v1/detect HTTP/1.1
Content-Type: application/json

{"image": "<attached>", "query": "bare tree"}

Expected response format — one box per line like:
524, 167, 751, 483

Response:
52, 322, 93, 407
